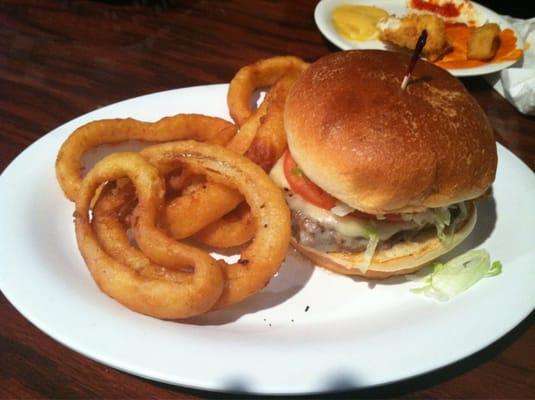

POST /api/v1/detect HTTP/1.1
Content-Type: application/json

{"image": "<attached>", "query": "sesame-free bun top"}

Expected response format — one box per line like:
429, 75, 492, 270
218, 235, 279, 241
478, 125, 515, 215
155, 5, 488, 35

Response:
284, 50, 497, 214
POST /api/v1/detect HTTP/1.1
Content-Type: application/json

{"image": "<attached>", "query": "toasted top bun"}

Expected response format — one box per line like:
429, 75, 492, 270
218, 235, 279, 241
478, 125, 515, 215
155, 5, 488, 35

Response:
285, 50, 497, 214
293, 201, 477, 279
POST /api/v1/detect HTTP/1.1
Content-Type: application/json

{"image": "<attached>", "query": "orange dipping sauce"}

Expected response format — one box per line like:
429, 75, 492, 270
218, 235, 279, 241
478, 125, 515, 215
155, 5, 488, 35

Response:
435, 24, 523, 69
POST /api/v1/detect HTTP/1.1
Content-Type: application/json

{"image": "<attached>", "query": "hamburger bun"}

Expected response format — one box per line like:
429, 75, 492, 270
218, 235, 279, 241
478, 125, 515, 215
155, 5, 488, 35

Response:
284, 50, 497, 215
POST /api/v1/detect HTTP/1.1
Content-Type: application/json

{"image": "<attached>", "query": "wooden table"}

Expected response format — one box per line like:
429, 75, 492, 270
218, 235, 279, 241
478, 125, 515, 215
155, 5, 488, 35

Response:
1, 1, 534, 398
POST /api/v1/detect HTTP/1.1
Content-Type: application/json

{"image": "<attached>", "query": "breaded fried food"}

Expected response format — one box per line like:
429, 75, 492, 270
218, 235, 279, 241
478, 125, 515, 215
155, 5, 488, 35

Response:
378, 13, 452, 61
467, 23, 501, 60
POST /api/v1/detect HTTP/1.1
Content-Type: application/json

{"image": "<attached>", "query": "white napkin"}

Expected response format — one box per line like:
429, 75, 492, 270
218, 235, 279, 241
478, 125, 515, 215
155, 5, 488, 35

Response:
485, 17, 535, 115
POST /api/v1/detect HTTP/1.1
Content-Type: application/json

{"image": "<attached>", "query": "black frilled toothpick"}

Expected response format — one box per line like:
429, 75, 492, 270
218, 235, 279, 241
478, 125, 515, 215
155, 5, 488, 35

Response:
401, 29, 428, 90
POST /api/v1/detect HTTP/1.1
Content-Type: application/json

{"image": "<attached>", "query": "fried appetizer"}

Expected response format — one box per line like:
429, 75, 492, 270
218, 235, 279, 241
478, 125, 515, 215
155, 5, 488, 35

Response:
378, 13, 452, 61
467, 23, 501, 60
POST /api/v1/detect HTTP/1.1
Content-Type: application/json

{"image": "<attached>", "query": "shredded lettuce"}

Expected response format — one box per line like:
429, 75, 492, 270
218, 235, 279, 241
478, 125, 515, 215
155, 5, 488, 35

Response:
432, 206, 453, 243
410, 249, 502, 301
401, 205, 454, 243
359, 233, 379, 274
401, 204, 466, 244
331, 202, 354, 217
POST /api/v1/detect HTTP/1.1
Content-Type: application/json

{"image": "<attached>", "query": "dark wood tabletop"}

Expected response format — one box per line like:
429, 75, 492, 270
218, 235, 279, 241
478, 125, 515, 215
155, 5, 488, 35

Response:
1, 1, 534, 398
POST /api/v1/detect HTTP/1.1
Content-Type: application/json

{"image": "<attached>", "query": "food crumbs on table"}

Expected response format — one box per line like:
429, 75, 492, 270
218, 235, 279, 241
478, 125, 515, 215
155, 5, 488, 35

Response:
305, 305, 310, 312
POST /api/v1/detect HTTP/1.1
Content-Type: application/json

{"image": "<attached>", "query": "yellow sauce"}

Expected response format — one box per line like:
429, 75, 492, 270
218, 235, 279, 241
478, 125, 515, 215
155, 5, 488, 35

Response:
332, 5, 389, 42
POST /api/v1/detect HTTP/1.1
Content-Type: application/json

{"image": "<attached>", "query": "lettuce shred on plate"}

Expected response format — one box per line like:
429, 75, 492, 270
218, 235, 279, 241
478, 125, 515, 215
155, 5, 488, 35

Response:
409, 249, 502, 301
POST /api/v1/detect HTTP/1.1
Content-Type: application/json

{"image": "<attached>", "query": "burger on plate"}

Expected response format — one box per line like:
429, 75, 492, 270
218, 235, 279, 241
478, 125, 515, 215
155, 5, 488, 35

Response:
270, 50, 497, 279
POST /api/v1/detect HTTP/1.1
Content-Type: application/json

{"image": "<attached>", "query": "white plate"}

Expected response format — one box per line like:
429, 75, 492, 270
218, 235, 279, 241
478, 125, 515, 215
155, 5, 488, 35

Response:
315, 0, 524, 77
1, 84, 534, 395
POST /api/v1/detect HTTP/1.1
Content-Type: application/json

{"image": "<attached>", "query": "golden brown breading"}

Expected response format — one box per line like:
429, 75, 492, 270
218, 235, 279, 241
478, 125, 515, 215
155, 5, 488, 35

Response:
378, 13, 452, 61
467, 23, 501, 60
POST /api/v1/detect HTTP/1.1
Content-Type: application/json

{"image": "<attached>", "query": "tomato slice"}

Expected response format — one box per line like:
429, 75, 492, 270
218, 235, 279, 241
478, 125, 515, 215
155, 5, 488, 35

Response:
350, 209, 403, 222
283, 151, 403, 222
283, 151, 336, 210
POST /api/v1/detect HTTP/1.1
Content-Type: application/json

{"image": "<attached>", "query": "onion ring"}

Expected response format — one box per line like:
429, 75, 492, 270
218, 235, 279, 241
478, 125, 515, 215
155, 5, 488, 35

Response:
161, 110, 262, 239
92, 181, 192, 284
193, 202, 256, 248
244, 71, 302, 171
225, 97, 269, 156
74, 152, 225, 319
164, 72, 302, 241
56, 114, 236, 201
139, 141, 291, 308
163, 180, 243, 239
227, 55, 308, 126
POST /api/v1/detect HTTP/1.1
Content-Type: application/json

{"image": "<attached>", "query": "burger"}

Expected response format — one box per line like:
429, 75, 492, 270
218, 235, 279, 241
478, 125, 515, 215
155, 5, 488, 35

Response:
269, 50, 497, 279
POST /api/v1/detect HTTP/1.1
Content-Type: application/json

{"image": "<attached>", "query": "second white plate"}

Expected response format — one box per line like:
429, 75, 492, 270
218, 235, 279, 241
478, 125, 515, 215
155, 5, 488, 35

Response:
315, 0, 524, 77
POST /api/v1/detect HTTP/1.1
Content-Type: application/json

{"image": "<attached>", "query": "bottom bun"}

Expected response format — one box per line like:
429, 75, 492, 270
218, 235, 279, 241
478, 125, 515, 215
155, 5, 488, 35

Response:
292, 202, 477, 279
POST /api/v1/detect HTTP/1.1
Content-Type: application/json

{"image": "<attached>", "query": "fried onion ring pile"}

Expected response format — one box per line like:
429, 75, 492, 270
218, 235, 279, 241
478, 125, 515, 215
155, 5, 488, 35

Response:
74, 142, 290, 318
140, 142, 290, 308
76, 152, 225, 319
56, 56, 306, 319
163, 57, 308, 245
